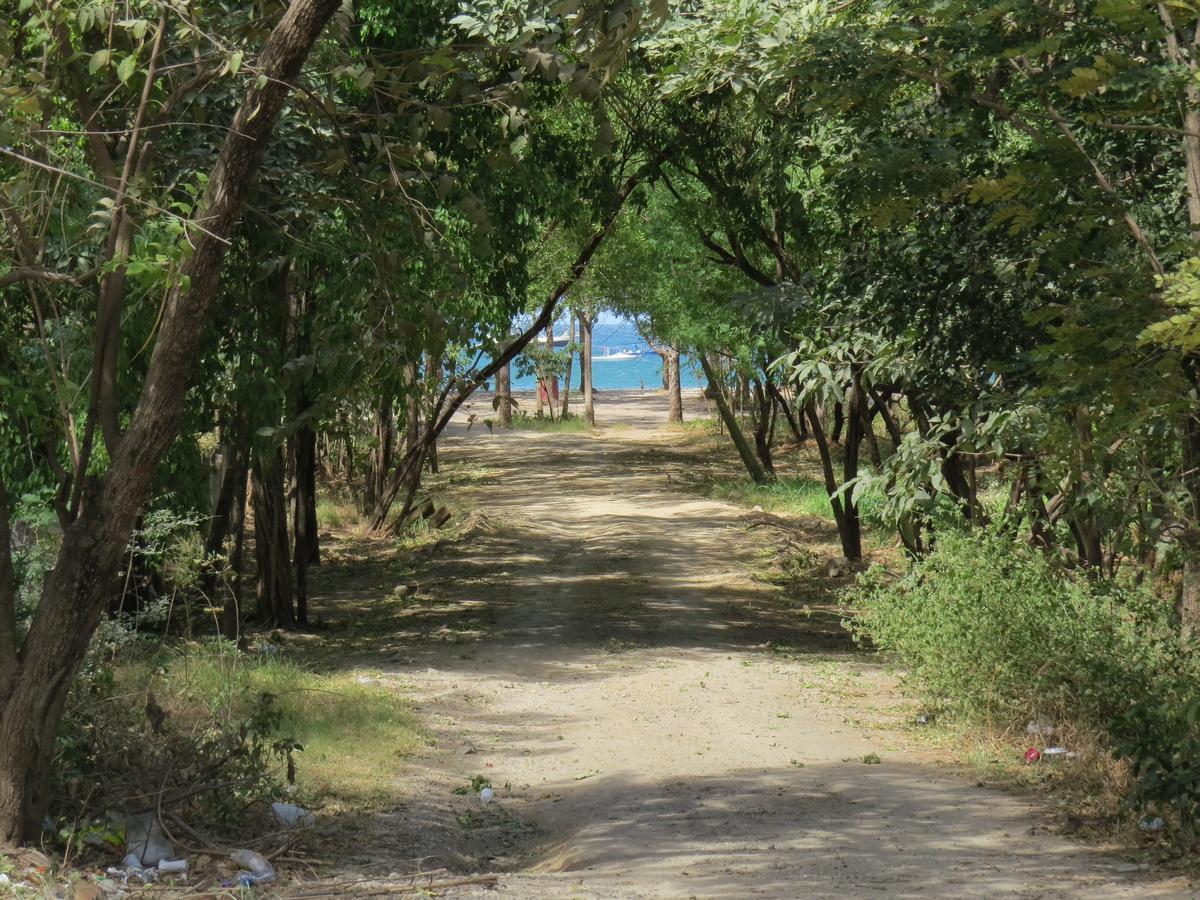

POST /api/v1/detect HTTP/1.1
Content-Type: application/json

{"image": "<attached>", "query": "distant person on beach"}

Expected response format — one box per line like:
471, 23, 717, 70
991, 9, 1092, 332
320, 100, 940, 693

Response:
640, 379, 645, 390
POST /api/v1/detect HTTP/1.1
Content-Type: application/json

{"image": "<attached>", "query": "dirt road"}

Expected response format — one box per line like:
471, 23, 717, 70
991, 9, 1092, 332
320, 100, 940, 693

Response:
314, 391, 1194, 898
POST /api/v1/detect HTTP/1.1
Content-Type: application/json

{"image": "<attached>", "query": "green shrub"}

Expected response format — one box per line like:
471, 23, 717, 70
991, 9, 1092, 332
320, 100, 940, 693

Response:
852, 527, 1200, 825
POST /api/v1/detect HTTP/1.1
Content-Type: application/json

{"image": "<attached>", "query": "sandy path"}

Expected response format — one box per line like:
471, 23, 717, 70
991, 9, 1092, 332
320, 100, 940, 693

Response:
322, 391, 1194, 898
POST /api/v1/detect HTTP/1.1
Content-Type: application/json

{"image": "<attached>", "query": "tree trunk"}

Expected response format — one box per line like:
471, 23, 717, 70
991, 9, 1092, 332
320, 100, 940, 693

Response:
363, 399, 395, 513
0, 0, 339, 843
863, 401, 883, 467
291, 422, 316, 626
667, 346, 683, 423
561, 315, 574, 419
201, 441, 248, 628
252, 447, 295, 628
700, 356, 769, 485
201, 443, 244, 589
840, 375, 865, 559
424, 353, 439, 474
581, 314, 595, 426
831, 401, 845, 444
768, 381, 805, 444
221, 460, 248, 639
805, 400, 862, 560
1177, 367, 1200, 636
496, 361, 513, 427
751, 378, 775, 476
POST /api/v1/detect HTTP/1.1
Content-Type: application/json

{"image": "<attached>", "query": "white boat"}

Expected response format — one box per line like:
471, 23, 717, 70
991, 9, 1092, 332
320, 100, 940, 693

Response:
596, 347, 640, 361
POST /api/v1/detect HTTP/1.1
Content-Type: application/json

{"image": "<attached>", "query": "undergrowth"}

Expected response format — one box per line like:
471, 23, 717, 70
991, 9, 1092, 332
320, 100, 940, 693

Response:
53, 639, 424, 859
140, 643, 425, 805
852, 526, 1200, 838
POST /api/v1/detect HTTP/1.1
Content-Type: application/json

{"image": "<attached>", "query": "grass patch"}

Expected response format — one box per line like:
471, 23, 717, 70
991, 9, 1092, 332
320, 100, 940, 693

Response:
316, 494, 364, 531
126, 642, 425, 807
508, 412, 593, 433
699, 473, 887, 526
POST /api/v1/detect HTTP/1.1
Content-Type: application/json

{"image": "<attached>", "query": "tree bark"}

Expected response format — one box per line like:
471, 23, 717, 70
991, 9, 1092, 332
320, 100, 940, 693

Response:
1177, 367, 1200, 636
667, 346, 683, 423
201, 441, 247, 611
581, 314, 595, 426
252, 447, 295, 628
561, 314, 574, 419
291, 422, 316, 626
700, 356, 769, 485
363, 399, 395, 512
0, 0, 340, 843
496, 362, 513, 427
767, 381, 805, 444
751, 378, 776, 476
805, 400, 862, 561
221, 459, 249, 639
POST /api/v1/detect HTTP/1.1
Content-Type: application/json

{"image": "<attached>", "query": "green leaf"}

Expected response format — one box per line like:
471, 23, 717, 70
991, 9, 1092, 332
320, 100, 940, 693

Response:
117, 54, 138, 83
229, 51, 243, 76
89, 49, 111, 73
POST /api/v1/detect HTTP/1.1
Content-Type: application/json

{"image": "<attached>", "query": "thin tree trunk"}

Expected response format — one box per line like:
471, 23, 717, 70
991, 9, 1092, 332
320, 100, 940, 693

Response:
201, 441, 247, 611
700, 356, 768, 485
667, 346, 683, 423
841, 375, 865, 559
831, 402, 845, 444
497, 361, 513, 427
1177, 366, 1200, 635
767, 381, 804, 444
221, 462, 248, 638
805, 400, 862, 560
582, 314, 595, 426
363, 399, 394, 513
561, 314, 574, 419
291, 422, 316, 625
751, 378, 776, 476
424, 353, 439, 474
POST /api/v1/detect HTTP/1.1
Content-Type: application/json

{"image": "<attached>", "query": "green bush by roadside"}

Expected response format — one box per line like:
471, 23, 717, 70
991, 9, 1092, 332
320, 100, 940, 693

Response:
852, 527, 1200, 829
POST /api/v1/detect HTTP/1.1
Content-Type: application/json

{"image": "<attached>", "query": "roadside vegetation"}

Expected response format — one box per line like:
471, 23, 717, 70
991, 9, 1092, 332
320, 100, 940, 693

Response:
4, 0, 1200, 885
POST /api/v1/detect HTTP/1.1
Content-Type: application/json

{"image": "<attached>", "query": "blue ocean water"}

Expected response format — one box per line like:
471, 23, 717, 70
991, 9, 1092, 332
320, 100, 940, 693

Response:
507, 316, 703, 391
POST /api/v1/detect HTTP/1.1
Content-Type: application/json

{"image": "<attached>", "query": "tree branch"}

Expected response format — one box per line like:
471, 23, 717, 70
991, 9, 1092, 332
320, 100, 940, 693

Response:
369, 145, 674, 529
0, 267, 100, 289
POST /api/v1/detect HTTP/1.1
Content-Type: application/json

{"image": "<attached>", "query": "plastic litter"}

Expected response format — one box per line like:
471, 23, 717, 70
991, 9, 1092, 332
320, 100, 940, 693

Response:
1023, 747, 1041, 763
1139, 816, 1165, 832
1025, 718, 1057, 737
1041, 747, 1078, 759
230, 848, 276, 886
915, 713, 934, 726
479, 787, 495, 805
124, 811, 174, 866
158, 858, 189, 874
271, 801, 315, 828
106, 862, 158, 885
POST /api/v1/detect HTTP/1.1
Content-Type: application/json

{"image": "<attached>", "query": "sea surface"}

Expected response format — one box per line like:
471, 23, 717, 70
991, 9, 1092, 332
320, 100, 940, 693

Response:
507, 317, 703, 391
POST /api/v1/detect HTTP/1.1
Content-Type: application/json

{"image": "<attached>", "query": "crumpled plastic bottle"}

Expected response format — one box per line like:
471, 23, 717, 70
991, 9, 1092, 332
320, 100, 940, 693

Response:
229, 848, 276, 886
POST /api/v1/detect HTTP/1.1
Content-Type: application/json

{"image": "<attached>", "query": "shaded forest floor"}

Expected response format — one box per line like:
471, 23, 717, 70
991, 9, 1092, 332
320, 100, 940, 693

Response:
272, 390, 1192, 898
